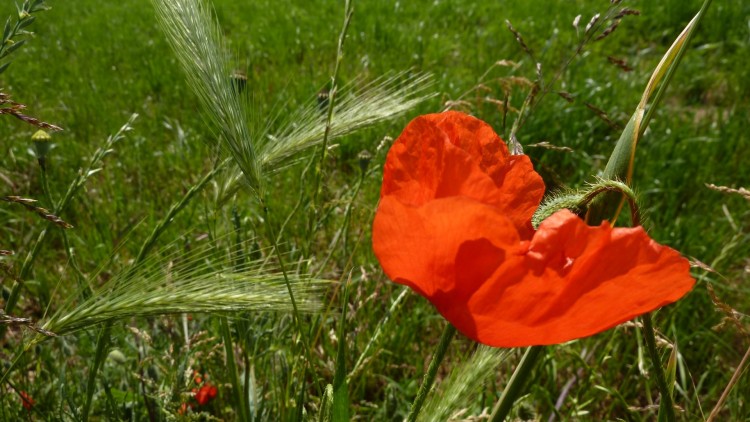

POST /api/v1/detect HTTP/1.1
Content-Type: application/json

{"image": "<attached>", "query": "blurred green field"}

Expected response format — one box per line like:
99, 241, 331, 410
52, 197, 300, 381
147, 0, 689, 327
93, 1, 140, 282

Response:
1, 0, 749, 420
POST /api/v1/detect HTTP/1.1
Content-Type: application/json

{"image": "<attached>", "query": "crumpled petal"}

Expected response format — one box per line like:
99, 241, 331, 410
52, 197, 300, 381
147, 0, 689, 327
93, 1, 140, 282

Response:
380, 111, 544, 235
375, 202, 695, 347
462, 210, 695, 347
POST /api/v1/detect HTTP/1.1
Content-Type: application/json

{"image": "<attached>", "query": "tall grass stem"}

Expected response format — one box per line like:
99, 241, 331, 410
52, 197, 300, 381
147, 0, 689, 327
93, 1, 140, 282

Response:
261, 198, 323, 397
707, 340, 750, 421
490, 345, 545, 422
310, 0, 354, 211
348, 287, 408, 382
406, 323, 456, 422
221, 317, 251, 422
642, 314, 675, 422
82, 324, 111, 422
1, 114, 137, 338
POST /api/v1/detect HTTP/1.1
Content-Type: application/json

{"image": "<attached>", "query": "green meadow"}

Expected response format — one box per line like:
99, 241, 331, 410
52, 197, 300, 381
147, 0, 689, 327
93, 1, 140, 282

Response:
1, 0, 749, 420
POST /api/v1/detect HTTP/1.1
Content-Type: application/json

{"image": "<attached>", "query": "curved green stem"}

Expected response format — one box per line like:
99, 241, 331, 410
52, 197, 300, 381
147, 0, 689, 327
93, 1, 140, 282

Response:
406, 323, 456, 422
220, 317, 251, 422
490, 345, 545, 422
311, 0, 354, 207
348, 287, 408, 382
135, 158, 229, 265
260, 197, 322, 398
82, 324, 111, 422
642, 314, 675, 422
315, 169, 365, 278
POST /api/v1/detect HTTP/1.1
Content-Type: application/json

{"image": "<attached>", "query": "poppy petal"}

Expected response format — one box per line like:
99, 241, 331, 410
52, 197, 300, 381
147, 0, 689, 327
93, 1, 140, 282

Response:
195, 384, 218, 405
372, 195, 521, 301
460, 210, 695, 347
421, 112, 545, 217
380, 112, 544, 232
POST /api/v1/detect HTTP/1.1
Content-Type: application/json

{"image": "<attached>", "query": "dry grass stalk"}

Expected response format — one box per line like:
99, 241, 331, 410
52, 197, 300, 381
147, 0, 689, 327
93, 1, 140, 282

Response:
0, 92, 62, 131
705, 183, 750, 200
614, 8, 641, 19
607, 56, 633, 72
557, 91, 575, 103
506, 20, 535, 60
585, 13, 601, 34
528, 141, 574, 152
707, 284, 748, 336
705, 283, 750, 421
1, 196, 74, 229
584, 102, 622, 129
0, 311, 56, 337
596, 19, 621, 41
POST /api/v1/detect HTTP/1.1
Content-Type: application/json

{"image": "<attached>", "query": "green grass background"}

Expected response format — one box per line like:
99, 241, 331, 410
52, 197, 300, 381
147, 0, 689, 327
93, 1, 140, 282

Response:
1, 0, 749, 419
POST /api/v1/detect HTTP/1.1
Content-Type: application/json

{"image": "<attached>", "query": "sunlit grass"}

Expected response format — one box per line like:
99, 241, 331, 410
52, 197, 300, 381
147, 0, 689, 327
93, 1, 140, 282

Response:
0, 0, 748, 419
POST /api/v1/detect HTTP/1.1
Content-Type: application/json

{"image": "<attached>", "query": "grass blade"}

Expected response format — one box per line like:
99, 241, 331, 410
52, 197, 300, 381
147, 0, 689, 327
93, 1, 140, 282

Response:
332, 278, 351, 421
586, 0, 714, 224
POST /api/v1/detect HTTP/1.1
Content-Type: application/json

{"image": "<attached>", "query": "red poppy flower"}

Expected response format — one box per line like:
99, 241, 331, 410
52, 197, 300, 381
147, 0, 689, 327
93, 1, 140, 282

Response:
373, 111, 695, 347
195, 384, 218, 406
20, 391, 34, 410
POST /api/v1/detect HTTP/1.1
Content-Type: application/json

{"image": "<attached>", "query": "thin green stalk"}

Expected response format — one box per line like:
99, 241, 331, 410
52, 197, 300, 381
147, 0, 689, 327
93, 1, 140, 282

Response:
221, 317, 250, 422
82, 324, 111, 422
135, 158, 229, 265
37, 164, 55, 300
243, 351, 254, 422
276, 153, 316, 246
332, 278, 351, 421
406, 323, 456, 422
231, 210, 254, 422
0, 344, 30, 385
310, 0, 354, 211
642, 314, 675, 422
348, 287, 408, 382
39, 163, 89, 298
59, 230, 90, 298
315, 169, 365, 278
260, 197, 323, 397
490, 345, 545, 422
617, 188, 674, 420
296, 361, 308, 421
2, 115, 136, 338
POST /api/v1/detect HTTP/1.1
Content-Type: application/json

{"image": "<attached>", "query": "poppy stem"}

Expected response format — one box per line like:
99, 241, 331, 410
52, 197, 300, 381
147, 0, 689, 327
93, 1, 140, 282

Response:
406, 323, 457, 422
489, 345, 545, 422
641, 314, 675, 422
